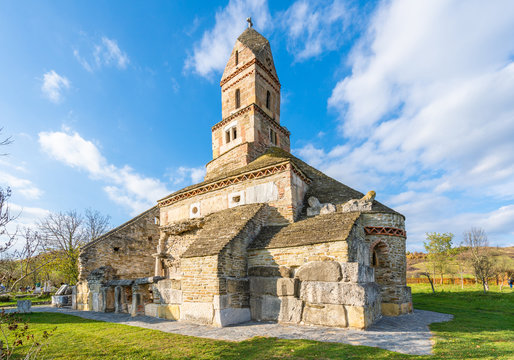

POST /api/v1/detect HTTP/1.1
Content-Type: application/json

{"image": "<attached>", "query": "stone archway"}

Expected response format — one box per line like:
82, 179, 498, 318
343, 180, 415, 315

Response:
370, 240, 389, 286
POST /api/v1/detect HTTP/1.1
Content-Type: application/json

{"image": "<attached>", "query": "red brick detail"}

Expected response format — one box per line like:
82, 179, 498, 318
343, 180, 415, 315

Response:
370, 239, 389, 254
255, 69, 280, 93
221, 70, 255, 93
211, 104, 290, 136
220, 58, 280, 89
158, 162, 310, 208
365, 227, 406, 237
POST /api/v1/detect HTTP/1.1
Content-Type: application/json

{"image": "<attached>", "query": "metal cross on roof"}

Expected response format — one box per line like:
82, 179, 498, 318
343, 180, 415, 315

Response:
246, 17, 253, 28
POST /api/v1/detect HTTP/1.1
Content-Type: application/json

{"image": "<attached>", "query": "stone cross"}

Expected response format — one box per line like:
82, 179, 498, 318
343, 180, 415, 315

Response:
246, 17, 253, 28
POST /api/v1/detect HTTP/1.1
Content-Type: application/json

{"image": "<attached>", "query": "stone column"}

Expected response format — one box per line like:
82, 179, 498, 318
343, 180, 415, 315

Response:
101, 286, 115, 312
114, 286, 124, 313
131, 284, 145, 317
153, 234, 167, 277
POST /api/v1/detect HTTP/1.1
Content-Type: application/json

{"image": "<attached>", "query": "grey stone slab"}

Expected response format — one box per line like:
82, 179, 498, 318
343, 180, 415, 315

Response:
249, 277, 278, 296
295, 261, 342, 282
300, 281, 380, 306
135, 276, 165, 285
18, 306, 453, 356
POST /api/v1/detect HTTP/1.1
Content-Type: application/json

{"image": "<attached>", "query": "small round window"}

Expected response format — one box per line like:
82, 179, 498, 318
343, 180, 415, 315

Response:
232, 195, 241, 203
192, 206, 198, 214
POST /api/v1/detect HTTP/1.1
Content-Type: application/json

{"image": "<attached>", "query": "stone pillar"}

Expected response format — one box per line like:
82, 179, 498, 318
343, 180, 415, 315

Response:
131, 285, 145, 317
71, 286, 77, 310
114, 286, 125, 313
153, 234, 167, 277
101, 286, 115, 312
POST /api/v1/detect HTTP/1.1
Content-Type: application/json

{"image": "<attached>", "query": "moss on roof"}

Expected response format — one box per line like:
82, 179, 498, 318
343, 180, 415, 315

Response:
249, 211, 361, 250
182, 203, 265, 258
159, 146, 401, 217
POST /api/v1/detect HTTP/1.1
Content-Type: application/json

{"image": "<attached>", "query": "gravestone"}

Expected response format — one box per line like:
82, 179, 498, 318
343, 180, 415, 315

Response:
17, 300, 31, 313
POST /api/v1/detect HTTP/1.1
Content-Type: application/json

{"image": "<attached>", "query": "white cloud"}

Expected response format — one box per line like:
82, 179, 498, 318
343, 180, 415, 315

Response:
41, 70, 70, 103
185, 0, 271, 78
74, 36, 129, 72
0, 172, 43, 200
172, 166, 206, 185
38, 129, 170, 215
296, 0, 514, 249
281, 0, 350, 60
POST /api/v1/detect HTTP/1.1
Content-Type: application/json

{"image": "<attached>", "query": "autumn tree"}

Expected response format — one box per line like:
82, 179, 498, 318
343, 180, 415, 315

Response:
463, 228, 494, 293
424, 232, 454, 285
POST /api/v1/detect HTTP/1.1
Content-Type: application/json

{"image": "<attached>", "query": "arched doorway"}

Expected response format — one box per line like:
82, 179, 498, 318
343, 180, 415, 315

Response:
370, 241, 389, 285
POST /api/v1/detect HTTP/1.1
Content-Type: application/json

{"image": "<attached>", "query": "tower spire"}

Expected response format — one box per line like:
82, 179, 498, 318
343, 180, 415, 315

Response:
205, 26, 290, 180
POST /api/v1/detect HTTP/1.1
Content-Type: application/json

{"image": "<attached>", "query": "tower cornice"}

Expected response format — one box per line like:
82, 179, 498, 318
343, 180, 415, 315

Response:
211, 103, 290, 136
220, 57, 281, 89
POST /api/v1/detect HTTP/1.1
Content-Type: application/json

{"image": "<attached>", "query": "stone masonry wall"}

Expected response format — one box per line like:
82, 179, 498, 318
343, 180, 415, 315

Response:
161, 169, 305, 227
221, 42, 280, 122
207, 110, 290, 178
361, 213, 411, 315
78, 207, 160, 281
248, 240, 350, 270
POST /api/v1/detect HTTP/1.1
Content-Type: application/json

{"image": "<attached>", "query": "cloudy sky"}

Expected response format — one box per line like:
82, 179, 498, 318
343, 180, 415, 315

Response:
1, 0, 513, 251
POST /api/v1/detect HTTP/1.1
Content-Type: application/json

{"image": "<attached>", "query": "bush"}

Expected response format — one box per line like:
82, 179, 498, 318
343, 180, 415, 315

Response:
0, 295, 11, 302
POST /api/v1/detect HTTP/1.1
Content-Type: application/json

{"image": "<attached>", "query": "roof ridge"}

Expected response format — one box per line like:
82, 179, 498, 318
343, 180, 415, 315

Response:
81, 206, 158, 251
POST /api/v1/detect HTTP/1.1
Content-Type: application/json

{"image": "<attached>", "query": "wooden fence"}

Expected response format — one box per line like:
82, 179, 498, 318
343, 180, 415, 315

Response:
407, 277, 501, 285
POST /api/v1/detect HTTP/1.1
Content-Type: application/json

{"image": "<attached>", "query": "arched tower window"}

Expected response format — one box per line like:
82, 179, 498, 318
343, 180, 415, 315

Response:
235, 89, 240, 109
235, 50, 239, 65
372, 249, 379, 267
266, 90, 270, 109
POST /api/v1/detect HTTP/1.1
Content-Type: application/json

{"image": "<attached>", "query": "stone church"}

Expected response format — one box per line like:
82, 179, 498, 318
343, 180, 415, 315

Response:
75, 25, 412, 329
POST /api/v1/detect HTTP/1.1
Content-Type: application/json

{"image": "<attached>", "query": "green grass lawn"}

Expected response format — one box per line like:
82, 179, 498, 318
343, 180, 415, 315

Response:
5, 284, 514, 359
0, 294, 51, 307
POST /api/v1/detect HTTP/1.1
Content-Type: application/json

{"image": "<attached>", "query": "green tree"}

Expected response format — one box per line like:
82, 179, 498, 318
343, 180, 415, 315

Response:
424, 232, 454, 285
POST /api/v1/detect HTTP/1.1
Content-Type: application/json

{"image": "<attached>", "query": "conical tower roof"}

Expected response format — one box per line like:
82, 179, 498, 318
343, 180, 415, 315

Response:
221, 27, 279, 83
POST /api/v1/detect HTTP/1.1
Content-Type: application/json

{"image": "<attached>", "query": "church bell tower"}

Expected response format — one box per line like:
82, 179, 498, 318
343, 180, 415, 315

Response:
205, 20, 291, 180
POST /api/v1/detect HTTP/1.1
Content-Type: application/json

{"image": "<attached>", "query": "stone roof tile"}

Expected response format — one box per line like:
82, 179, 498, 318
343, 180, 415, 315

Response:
249, 211, 361, 250
159, 147, 401, 217
182, 203, 265, 258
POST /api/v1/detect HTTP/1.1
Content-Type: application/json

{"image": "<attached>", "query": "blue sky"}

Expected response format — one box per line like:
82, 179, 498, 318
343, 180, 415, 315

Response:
1, 0, 513, 251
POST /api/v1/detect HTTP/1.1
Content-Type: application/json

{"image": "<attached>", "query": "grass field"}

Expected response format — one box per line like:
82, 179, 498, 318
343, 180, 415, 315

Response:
0, 294, 51, 307
4, 284, 514, 359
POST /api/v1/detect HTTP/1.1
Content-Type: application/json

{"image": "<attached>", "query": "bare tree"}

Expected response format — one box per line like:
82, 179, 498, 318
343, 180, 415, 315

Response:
0, 129, 16, 254
38, 210, 87, 284
84, 208, 110, 242
463, 228, 494, 293
0, 187, 16, 253
37, 209, 110, 284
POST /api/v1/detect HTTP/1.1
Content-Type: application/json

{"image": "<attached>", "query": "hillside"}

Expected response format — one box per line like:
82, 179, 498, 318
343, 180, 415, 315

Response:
406, 246, 514, 280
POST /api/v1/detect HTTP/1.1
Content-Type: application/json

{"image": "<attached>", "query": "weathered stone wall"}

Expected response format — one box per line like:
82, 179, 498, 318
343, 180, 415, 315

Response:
361, 213, 411, 315
220, 40, 280, 122
78, 207, 160, 281
248, 240, 350, 269
248, 260, 381, 329
161, 169, 306, 226
207, 110, 290, 178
